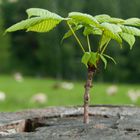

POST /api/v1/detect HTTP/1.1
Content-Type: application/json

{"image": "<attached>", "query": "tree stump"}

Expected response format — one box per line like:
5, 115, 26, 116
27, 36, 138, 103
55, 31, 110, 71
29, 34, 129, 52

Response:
0, 105, 140, 140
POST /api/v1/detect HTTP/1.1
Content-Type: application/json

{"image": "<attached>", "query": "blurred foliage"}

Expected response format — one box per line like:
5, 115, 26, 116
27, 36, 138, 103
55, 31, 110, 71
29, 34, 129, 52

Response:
0, 7, 10, 73
0, 0, 140, 82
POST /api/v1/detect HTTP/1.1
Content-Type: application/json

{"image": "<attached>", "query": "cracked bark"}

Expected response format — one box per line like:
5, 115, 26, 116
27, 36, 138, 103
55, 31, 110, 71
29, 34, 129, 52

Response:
83, 65, 96, 124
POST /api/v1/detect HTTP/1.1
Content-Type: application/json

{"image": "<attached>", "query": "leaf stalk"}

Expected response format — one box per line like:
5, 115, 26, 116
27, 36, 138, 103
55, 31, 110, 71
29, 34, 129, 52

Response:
87, 35, 91, 52
101, 40, 110, 54
67, 22, 85, 53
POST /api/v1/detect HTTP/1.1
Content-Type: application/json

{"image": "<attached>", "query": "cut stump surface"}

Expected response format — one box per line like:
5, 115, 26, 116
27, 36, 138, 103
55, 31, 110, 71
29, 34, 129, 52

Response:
0, 105, 140, 140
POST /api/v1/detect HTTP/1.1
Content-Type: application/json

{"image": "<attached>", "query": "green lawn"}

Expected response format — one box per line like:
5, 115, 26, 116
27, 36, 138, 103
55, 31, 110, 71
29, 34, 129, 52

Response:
0, 75, 140, 112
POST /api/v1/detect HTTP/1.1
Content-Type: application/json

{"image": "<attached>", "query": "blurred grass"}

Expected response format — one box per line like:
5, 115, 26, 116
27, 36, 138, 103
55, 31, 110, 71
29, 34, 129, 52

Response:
0, 75, 140, 112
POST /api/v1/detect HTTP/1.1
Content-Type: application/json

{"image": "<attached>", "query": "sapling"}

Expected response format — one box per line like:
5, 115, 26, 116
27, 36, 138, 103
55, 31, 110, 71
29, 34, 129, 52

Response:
6, 8, 140, 124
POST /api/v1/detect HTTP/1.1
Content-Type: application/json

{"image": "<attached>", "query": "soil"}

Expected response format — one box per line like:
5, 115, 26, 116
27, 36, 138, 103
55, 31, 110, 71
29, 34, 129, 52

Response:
0, 105, 140, 140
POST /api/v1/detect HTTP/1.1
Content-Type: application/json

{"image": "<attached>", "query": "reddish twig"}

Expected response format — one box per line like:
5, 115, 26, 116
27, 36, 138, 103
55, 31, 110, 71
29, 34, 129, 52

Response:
83, 65, 96, 124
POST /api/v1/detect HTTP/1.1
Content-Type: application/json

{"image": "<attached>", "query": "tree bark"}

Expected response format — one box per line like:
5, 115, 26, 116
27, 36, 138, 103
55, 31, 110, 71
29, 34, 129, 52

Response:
83, 65, 96, 124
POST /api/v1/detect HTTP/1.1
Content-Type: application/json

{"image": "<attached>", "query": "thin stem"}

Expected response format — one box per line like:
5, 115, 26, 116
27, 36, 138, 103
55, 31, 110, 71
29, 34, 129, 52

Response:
87, 35, 91, 52
101, 40, 110, 55
67, 22, 85, 53
97, 32, 104, 53
83, 65, 96, 124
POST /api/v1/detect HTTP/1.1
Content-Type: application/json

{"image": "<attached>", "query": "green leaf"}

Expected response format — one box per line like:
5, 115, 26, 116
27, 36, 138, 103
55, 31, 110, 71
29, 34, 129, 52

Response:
95, 15, 124, 24
100, 23, 122, 44
100, 35, 110, 50
108, 18, 124, 24
27, 19, 61, 32
28, 18, 62, 33
111, 33, 122, 47
26, 8, 63, 19
120, 32, 135, 49
6, 9, 64, 33
62, 25, 83, 41
121, 25, 140, 36
83, 26, 102, 36
81, 52, 99, 68
6, 17, 44, 32
99, 54, 107, 69
89, 52, 98, 68
103, 54, 117, 64
6, 16, 63, 33
81, 52, 91, 67
124, 18, 140, 27
83, 22, 123, 45
94, 14, 111, 23
101, 22, 122, 33
68, 12, 99, 27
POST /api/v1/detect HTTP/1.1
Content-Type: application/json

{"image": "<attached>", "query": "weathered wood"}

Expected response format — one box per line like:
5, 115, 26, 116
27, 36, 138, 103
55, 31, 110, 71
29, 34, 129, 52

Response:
0, 105, 140, 140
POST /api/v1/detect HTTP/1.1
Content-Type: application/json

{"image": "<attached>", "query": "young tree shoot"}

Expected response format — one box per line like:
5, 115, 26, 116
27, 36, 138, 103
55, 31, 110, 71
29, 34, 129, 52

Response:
6, 8, 140, 124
